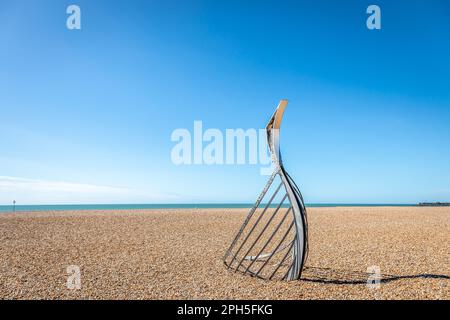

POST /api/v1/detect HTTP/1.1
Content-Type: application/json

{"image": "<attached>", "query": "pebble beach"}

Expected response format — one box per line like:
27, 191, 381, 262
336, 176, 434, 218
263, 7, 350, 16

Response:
0, 207, 448, 300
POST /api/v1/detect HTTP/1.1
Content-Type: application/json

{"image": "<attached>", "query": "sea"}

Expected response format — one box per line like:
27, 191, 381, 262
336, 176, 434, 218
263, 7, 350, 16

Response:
0, 203, 414, 213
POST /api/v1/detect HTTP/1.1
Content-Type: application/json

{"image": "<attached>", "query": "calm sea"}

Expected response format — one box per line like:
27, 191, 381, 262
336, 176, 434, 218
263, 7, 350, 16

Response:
0, 203, 414, 213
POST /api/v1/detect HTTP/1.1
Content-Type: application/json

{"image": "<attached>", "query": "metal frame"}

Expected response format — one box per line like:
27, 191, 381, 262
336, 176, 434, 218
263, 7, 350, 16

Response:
223, 99, 308, 281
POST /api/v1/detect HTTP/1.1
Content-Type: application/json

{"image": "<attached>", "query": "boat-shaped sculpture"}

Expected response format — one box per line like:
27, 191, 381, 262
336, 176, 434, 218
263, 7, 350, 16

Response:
223, 99, 308, 280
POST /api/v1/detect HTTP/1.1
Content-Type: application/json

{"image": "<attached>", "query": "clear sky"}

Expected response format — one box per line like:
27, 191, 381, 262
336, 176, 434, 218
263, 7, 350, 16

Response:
1, 0, 449, 204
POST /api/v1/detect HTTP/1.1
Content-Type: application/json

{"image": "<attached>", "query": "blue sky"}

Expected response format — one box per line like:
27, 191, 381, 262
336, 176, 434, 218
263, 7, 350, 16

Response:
1, 0, 449, 204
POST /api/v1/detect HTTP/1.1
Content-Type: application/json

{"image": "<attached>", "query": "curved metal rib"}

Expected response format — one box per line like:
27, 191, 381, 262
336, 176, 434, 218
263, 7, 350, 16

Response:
223, 99, 309, 281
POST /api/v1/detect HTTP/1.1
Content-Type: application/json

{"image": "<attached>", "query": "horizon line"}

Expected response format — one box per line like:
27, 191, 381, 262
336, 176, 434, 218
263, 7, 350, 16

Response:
0, 202, 419, 206
0, 202, 421, 213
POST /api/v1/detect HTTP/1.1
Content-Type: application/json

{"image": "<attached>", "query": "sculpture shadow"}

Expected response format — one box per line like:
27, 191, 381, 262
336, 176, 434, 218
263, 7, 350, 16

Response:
301, 266, 450, 285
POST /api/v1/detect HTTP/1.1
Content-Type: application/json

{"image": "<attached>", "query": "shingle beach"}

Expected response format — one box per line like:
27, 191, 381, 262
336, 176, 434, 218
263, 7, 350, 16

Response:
0, 207, 448, 299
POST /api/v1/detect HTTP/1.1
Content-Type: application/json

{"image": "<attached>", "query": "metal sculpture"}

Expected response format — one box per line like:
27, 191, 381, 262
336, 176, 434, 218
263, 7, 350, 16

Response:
223, 99, 308, 281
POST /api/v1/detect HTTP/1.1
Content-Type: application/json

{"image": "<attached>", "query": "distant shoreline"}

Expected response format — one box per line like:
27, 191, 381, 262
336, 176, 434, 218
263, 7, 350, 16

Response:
418, 202, 450, 207
0, 203, 418, 213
